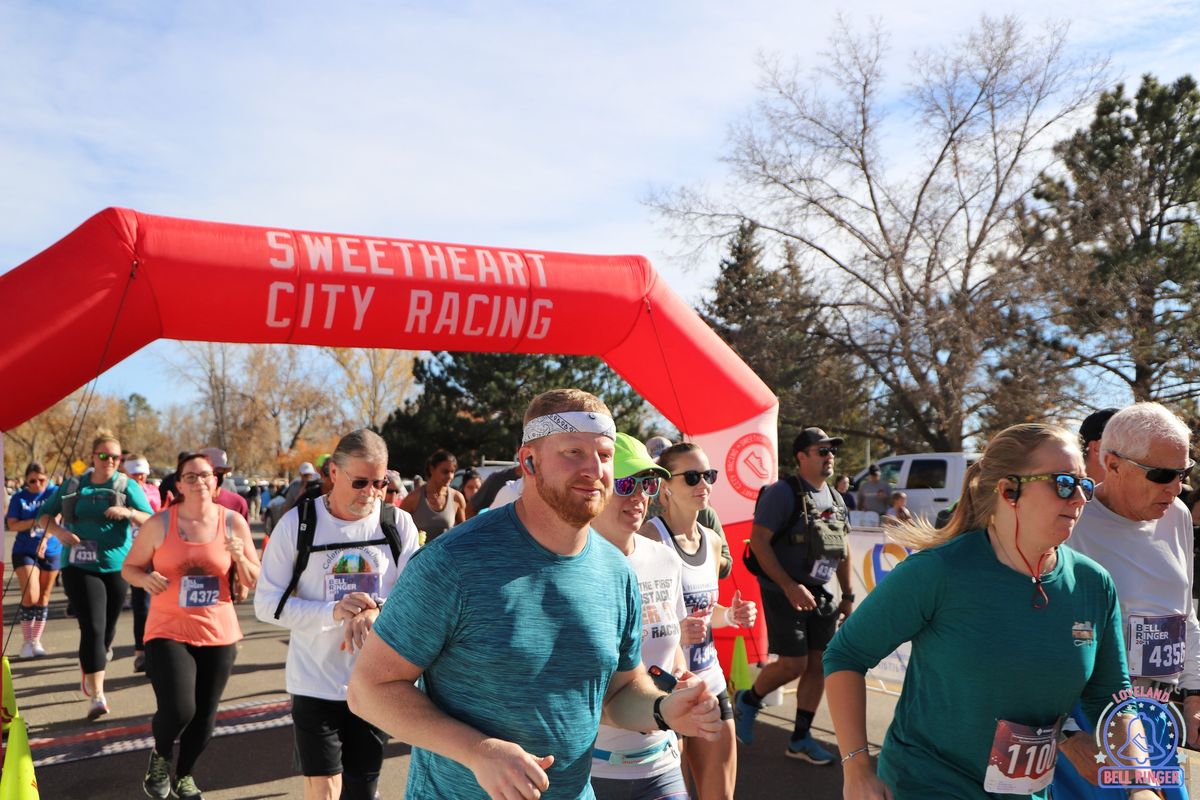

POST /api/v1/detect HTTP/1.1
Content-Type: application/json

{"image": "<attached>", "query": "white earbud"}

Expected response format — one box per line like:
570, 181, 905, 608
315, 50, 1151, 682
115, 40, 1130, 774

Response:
664, 487, 673, 497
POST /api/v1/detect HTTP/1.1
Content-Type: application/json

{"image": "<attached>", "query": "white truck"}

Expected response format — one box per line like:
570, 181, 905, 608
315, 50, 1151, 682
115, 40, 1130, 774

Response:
850, 452, 979, 524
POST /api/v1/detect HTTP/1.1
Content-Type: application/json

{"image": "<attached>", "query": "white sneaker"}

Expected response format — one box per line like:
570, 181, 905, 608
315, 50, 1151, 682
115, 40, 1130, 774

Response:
87, 694, 109, 721
19, 642, 34, 659
31, 641, 47, 657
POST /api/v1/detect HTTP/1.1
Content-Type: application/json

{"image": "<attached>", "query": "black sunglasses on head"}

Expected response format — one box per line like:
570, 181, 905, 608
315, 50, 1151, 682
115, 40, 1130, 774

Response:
1110, 452, 1195, 484
349, 477, 390, 491
673, 469, 719, 486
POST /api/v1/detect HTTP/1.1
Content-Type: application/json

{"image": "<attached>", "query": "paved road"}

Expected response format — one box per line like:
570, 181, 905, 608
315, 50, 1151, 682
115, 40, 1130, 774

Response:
6, 523, 897, 798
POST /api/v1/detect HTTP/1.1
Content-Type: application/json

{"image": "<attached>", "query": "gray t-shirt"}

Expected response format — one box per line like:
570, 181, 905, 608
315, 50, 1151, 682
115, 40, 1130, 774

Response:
857, 477, 892, 515
753, 476, 837, 585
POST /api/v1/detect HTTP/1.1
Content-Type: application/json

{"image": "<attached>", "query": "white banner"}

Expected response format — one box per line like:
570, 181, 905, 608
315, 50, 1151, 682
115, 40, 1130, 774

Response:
690, 403, 779, 527
835, 527, 913, 693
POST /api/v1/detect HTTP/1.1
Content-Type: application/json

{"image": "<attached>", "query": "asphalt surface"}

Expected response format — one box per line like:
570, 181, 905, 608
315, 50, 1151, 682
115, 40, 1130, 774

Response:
6, 521, 898, 799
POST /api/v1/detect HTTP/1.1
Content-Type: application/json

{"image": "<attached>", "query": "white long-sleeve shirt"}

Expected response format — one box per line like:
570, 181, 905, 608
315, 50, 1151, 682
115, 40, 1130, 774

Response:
1067, 494, 1200, 690
254, 498, 419, 700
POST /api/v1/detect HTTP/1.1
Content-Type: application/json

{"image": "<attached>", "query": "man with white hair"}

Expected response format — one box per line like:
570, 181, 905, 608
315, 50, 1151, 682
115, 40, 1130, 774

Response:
1053, 402, 1199, 799
348, 389, 722, 800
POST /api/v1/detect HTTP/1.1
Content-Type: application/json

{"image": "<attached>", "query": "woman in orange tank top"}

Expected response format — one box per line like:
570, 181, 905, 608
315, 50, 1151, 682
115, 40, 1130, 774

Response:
122, 451, 260, 800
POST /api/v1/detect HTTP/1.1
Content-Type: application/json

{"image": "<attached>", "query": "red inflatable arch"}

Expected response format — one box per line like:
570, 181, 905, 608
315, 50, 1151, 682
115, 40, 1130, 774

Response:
0, 208, 780, 659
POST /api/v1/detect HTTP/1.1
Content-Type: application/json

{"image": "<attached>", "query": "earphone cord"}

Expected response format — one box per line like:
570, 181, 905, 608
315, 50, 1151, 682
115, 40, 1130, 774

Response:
1012, 514, 1051, 609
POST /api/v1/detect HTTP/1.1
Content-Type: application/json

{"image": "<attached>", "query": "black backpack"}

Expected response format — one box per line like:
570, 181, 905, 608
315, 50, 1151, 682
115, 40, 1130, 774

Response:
273, 496, 406, 619
743, 475, 846, 577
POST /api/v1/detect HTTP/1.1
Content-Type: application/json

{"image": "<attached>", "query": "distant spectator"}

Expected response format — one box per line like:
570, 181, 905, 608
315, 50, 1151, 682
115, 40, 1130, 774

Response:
197, 448, 249, 521
399, 450, 466, 543
856, 464, 892, 515
835, 474, 857, 511
1079, 407, 1119, 482
385, 470, 407, 506
467, 457, 520, 518
882, 491, 914, 525
460, 469, 482, 504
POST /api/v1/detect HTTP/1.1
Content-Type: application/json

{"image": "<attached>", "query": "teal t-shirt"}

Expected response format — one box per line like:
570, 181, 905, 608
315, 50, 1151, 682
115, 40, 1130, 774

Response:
39, 475, 152, 573
823, 530, 1129, 800
373, 504, 642, 800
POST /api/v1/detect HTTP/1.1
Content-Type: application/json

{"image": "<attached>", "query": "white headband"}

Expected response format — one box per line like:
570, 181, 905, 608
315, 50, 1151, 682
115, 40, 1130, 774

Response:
522, 411, 616, 444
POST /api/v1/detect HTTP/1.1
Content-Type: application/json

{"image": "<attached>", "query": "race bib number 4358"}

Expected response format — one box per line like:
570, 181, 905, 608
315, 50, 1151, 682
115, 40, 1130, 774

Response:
1128, 614, 1187, 678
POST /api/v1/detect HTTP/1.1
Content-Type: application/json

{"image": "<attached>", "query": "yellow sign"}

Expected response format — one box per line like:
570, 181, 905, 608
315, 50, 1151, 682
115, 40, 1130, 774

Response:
71, 459, 86, 476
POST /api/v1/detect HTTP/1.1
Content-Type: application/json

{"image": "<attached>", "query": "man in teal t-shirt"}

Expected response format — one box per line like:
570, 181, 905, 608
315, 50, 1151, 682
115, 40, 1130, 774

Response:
348, 389, 724, 799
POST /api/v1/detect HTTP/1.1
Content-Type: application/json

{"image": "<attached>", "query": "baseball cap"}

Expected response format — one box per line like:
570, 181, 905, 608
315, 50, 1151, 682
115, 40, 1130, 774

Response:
868, 464, 881, 475
1080, 408, 1119, 445
644, 435, 673, 461
615, 433, 671, 480
792, 427, 844, 454
197, 447, 230, 472
125, 458, 150, 476
298, 461, 316, 476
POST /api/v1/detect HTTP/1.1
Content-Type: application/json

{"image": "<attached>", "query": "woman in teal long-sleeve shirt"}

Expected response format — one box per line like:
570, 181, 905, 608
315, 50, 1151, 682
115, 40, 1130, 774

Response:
824, 424, 1154, 800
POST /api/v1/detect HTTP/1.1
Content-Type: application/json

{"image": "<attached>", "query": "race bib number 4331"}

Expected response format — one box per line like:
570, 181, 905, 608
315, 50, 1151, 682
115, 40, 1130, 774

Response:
1129, 614, 1187, 678
69, 540, 99, 565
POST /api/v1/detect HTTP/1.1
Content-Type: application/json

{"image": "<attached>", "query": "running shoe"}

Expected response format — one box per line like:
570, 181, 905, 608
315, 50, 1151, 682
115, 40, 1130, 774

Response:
133, 652, 147, 673
733, 689, 760, 745
143, 750, 171, 798
172, 774, 203, 799
19, 642, 34, 659
87, 694, 109, 721
106, 647, 114, 663
31, 641, 47, 657
785, 735, 835, 765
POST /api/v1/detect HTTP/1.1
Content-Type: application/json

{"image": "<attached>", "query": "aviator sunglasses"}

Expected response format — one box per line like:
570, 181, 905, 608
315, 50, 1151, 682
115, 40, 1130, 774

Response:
1012, 473, 1095, 501
673, 469, 719, 486
349, 477, 390, 491
613, 475, 662, 497
1110, 451, 1195, 484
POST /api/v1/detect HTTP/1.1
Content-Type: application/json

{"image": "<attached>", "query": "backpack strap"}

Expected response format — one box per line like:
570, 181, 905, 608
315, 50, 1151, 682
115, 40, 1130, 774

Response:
112, 473, 128, 508
60, 475, 83, 526
274, 496, 318, 620
378, 505, 404, 566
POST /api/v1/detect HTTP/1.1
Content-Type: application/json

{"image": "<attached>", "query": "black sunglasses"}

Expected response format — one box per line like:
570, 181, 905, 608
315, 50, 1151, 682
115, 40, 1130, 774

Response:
1013, 473, 1096, 501
1110, 452, 1195, 484
349, 477, 390, 491
613, 475, 662, 497
812, 446, 838, 457
673, 469, 719, 486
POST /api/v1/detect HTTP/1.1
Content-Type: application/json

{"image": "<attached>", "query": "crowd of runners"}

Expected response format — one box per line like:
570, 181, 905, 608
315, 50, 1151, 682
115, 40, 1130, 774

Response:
5, 391, 1200, 800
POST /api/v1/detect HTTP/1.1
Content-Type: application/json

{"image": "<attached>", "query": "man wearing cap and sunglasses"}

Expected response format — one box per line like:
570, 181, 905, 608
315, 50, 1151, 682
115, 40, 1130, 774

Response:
348, 388, 723, 800
1051, 402, 1200, 799
735, 427, 853, 765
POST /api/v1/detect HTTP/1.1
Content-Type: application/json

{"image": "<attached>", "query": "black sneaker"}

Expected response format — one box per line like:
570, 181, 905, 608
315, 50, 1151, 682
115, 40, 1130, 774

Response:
133, 652, 146, 673
172, 774, 203, 799
143, 751, 170, 798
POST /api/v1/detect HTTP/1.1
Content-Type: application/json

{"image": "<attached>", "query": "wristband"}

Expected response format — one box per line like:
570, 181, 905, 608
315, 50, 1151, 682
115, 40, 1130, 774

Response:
841, 746, 869, 764
841, 593, 855, 603
652, 695, 671, 732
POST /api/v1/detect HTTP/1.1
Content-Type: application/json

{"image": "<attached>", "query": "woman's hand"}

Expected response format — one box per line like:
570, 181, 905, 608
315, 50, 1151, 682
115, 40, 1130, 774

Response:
727, 591, 757, 627
141, 571, 170, 596
680, 608, 708, 645
104, 506, 133, 521
225, 533, 246, 564
842, 753, 892, 799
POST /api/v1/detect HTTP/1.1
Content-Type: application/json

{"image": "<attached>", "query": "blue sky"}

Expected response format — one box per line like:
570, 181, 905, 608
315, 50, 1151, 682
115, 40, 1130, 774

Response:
3, 0, 1198, 411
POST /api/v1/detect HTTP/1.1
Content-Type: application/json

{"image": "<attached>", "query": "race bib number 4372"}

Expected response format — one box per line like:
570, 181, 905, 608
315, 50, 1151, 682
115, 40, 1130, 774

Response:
179, 575, 220, 608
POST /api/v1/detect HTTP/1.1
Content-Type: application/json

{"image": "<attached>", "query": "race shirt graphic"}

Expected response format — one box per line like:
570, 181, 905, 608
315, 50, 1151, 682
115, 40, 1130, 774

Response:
321, 547, 386, 602
1128, 614, 1187, 678
639, 576, 681, 642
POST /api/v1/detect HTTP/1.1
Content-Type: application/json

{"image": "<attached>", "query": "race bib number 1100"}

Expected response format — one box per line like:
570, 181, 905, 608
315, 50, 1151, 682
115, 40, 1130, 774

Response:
983, 718, 1061, 794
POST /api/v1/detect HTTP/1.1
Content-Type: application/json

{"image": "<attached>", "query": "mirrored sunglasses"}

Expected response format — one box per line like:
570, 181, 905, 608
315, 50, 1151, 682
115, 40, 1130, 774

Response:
1015, 472, 1095, 501
613, 475, 662, 497
674, 469, 719, 486
350, 477, 390, 491
94, 452, 120, 461
1111, 452, 1195, 485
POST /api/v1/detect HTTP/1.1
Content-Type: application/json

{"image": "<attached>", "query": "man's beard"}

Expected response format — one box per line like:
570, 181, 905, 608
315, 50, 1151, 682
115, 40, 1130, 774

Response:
346, 496, 376, 519
534, 472, 607, 527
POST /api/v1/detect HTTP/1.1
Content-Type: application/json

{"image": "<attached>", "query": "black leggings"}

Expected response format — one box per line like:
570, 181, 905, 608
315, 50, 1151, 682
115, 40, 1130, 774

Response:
131, 587, 150, 650
146, 639, 237, 776
61, 567, 127, 673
